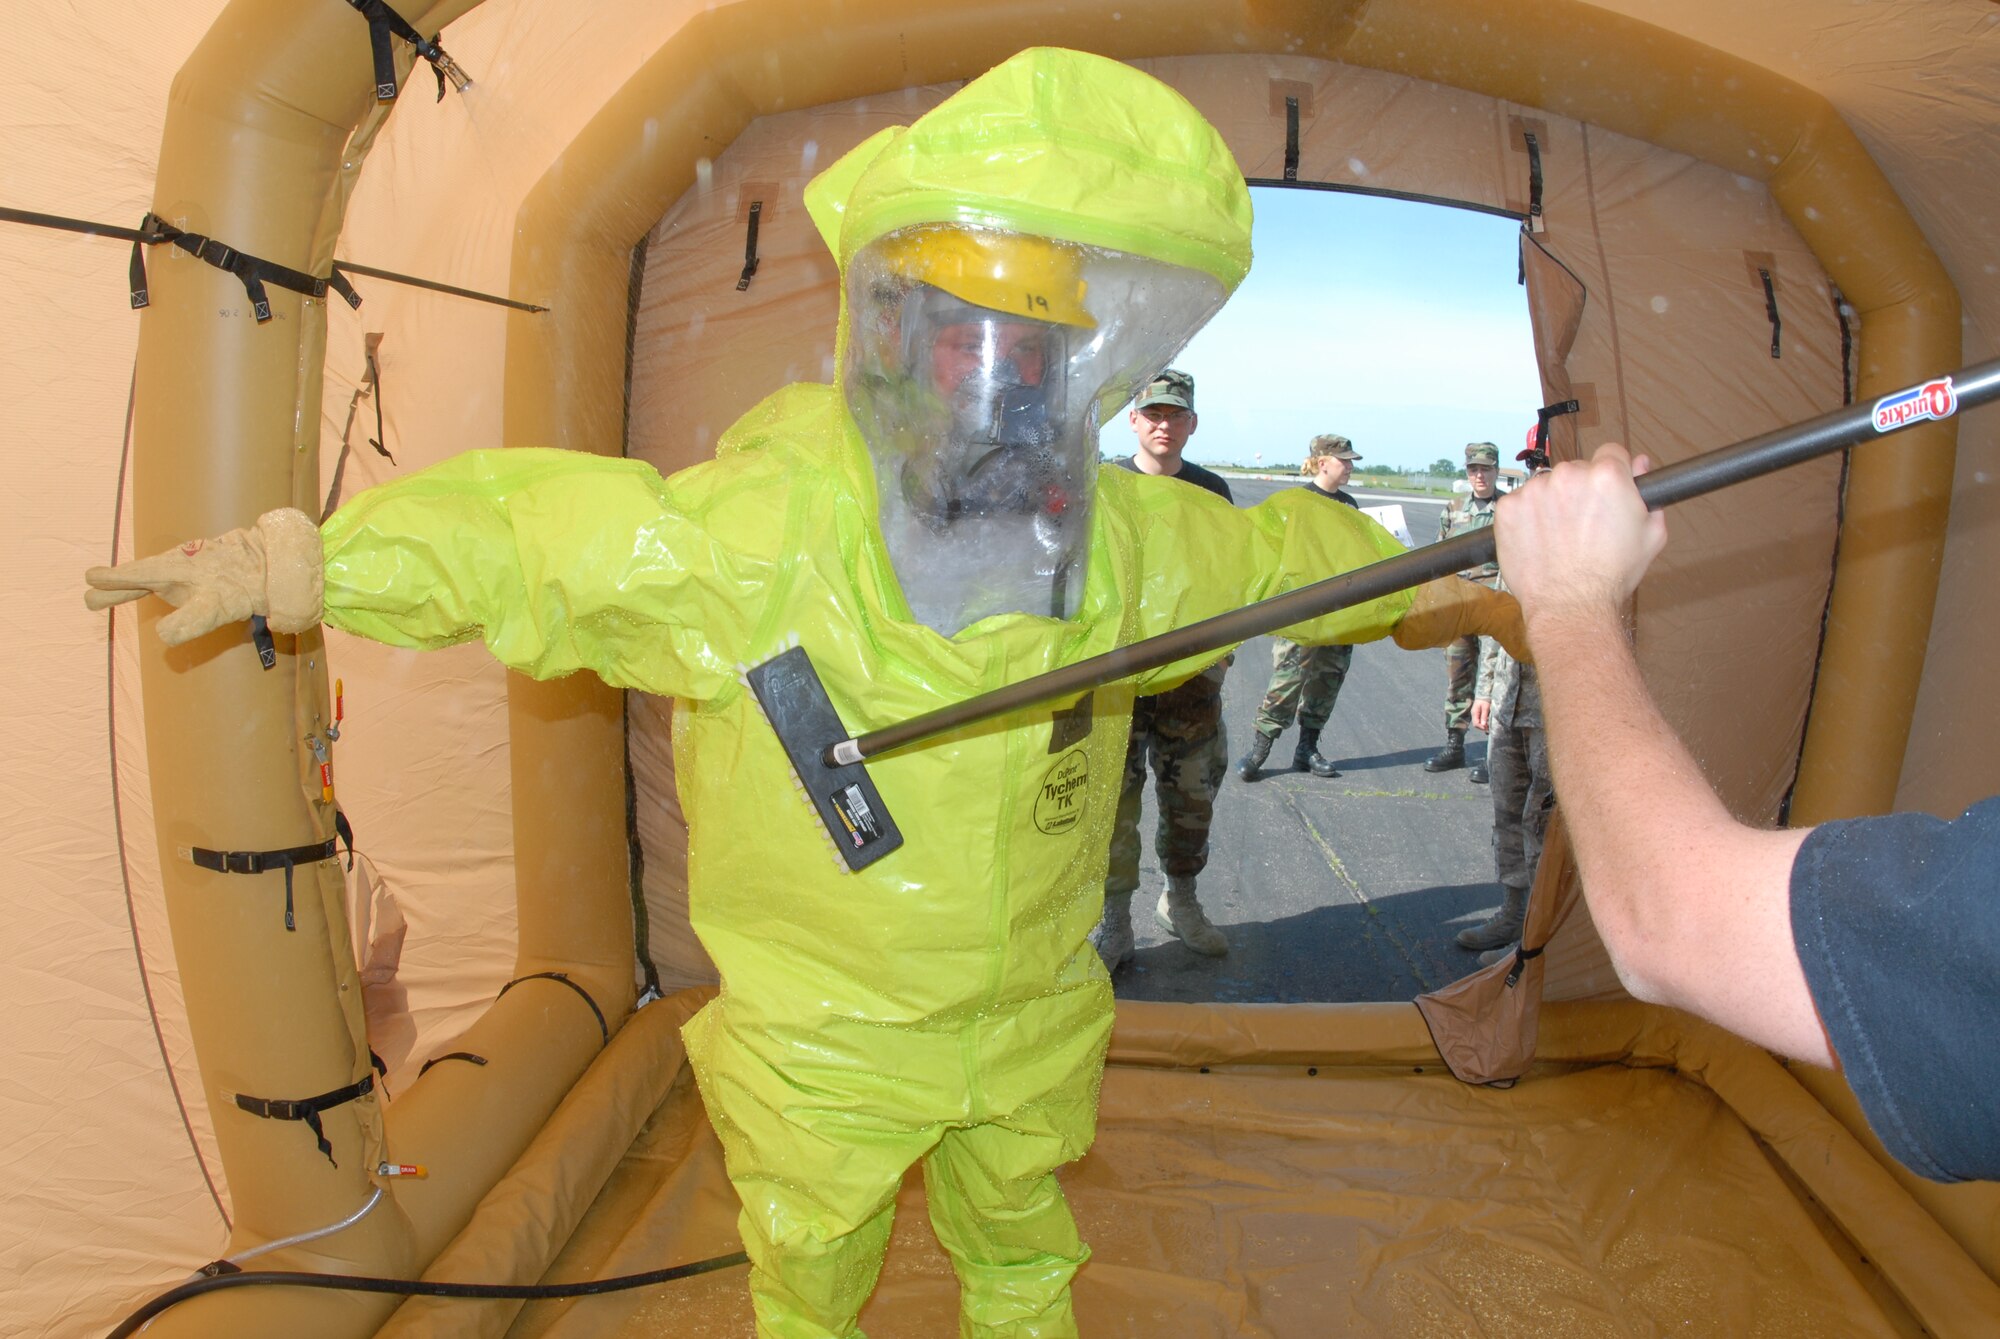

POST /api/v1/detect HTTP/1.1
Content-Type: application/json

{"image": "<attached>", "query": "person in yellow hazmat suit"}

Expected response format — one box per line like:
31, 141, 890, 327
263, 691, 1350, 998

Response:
88, 48, 1522, 1339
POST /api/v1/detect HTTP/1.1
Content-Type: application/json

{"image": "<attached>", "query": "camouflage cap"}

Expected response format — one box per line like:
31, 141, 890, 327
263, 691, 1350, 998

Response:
1464, 441, 1500, 467
1307, 433, 1361, 461
1136, 368, 1195, 412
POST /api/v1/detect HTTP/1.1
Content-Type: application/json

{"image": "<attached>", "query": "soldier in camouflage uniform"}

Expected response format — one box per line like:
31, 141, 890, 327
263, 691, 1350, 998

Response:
1460, 574, 1552, 952
1104, 662, 1231, 949
1236, 433, 1364, 782
1091, 371, 1238, 968
1461, 440, 1555, 953
1425, 441, 1503, 780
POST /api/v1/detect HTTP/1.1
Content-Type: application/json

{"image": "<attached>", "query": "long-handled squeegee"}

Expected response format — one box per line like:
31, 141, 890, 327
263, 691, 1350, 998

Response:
748, 359, 2000, 870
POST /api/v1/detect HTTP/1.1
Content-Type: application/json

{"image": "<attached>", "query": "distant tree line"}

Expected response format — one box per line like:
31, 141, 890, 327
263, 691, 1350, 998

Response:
1101, 453, 1468, 491
1356, 459, 1463, 478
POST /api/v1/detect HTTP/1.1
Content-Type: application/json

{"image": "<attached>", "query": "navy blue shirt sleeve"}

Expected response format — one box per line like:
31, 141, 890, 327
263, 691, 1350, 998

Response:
1789, 795, 2000, 1182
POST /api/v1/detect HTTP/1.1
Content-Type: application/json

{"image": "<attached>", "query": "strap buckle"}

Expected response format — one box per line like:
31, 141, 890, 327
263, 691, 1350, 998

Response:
237, 1094, 308, 1121
194, 237, 238, 270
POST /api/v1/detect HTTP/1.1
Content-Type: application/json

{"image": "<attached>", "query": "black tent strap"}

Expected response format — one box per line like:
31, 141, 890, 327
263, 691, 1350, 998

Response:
1503, 941, 1547, 988
0, 205, 141, 242
344, 0, 468, 102
736, 201, 763, 291
621, 715, 666, 1000
189, 837, 339, 933
363, 347, 395, 462
1759, 266, 1782, 359
233, 1073, 375, 1167
333, 259, 547, 313
1523, 131, 1544, 220
1529, 397, 1583, 462
130, 213, 360, 322
334, 808, 357, 870
498, 971, 610, 1045
1831, 287, 1855, 405
0, 207, 549, 314
1283, 96, 1301, 182
249, 615, 278, 670
419, 1050, 489, 1077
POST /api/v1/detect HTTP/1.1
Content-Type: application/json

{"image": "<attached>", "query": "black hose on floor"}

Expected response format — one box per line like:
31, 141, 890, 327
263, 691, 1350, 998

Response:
105, 1250, 750, 1338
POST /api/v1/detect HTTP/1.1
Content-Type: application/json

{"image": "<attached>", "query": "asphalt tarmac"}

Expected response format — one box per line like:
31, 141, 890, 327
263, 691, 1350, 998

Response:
1111, 477, 1505, 1005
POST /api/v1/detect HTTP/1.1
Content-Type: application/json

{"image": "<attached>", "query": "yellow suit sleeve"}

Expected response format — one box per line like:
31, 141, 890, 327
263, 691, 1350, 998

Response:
1101, 472, 1415, 695
320, 448, 759, 700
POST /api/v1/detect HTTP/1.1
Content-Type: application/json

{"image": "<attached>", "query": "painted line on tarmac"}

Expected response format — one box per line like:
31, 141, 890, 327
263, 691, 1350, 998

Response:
1279, 789, 1438, 992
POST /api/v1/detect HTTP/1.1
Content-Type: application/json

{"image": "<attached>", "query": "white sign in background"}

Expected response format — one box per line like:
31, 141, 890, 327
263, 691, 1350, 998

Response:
1360, 503, 1413, 549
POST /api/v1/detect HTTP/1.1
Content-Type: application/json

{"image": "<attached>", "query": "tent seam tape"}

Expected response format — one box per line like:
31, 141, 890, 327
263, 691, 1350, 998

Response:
1576, 122, 1631, 450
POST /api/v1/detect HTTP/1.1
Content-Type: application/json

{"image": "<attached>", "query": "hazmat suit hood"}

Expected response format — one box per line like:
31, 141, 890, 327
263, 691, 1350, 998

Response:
805, 47, 1254, 635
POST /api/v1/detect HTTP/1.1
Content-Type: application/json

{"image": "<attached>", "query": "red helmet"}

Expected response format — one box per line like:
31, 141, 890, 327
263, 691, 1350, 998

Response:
1518, 421, 1550, 464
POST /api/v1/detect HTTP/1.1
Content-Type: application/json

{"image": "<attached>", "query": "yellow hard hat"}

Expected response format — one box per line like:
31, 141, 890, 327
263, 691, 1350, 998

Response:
875, 227, 1096, 329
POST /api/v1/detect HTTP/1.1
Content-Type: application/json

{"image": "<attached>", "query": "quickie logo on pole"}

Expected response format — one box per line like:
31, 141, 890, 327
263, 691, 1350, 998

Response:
1872, 378, 1958, 432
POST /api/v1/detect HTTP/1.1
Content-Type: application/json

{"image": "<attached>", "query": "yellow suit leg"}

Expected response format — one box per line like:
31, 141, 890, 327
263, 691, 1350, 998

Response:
687, 986, 1108, 1339
689, 1010, 927, 1338
923, 1105, 1092, 1338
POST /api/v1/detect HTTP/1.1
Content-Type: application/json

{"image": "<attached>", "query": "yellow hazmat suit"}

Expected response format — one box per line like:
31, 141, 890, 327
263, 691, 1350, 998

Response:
318, 48, 1417, 1339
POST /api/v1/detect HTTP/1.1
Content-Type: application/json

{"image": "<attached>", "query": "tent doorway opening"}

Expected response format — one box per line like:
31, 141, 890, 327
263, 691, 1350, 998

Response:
1102, 184, 1546, 1006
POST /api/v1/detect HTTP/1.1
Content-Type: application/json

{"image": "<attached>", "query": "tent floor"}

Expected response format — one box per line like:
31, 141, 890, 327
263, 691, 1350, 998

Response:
502, 1003, 1945, 1338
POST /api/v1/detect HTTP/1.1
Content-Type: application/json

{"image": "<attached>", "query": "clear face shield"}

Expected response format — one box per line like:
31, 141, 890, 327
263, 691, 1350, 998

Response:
844, 226, 1227, 635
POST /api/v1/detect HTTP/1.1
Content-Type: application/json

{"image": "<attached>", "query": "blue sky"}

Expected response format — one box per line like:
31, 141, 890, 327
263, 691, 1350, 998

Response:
1099, 187, 1544, 472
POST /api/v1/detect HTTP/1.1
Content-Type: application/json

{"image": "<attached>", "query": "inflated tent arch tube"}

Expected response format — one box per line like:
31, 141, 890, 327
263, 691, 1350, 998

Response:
130, 2, 629, 1334
126, 0, 1964, 1333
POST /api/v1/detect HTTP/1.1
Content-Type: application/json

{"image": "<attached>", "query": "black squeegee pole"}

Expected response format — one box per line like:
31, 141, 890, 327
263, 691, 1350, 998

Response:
830, 357, 2000, 766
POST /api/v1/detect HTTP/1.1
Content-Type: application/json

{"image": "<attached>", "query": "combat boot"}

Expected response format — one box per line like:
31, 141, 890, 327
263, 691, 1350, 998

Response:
1455, 885, 1526, 951
1234, 731, 1275, 782
1424, 728, 1466, 772
1155, 875, 1228, 956
1468, 756, 1489, 785
1090, 892, 1135, 971
1293, 726, 1340, 778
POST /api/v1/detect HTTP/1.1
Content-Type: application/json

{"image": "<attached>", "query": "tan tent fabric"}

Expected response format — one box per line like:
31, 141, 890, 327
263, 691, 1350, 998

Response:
1560, 5, 2000, 827
1517, 111, 1847, 826
8, 4, 2000, 1335
487, 993, 2000, 1338
1520, 229, 1588, 467
1415, 811, 1577, 1085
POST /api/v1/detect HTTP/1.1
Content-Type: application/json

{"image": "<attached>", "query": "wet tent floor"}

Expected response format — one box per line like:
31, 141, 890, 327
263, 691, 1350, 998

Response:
485, 1002, 1979, 1339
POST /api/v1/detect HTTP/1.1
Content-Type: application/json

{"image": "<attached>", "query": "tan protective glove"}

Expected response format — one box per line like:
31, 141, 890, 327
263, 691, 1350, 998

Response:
84, 508, 324, 646
1391, 576, 1529, 664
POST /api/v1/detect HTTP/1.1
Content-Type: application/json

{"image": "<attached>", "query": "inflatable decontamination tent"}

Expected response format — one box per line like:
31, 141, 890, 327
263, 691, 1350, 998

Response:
6, 1, 2000, 1334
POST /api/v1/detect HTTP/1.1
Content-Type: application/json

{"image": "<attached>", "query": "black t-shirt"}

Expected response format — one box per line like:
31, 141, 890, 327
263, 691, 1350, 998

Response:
1790, 795, 2000, 1182
1114, 455, 1233, 504
1302, 482, 1359, 510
